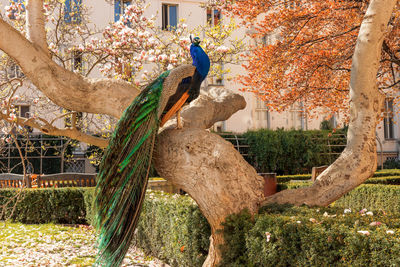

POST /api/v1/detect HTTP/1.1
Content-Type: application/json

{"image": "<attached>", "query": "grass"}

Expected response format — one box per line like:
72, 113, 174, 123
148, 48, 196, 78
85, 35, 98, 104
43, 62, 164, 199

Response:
0, 222, 166, 267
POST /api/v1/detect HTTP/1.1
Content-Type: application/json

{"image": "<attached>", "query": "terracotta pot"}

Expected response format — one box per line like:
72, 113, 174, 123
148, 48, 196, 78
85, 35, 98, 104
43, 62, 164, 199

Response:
259, 173, 277, 197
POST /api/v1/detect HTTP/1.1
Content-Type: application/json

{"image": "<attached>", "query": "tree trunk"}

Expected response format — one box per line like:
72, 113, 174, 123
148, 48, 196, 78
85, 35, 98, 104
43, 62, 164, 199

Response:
154, 129, 264, 266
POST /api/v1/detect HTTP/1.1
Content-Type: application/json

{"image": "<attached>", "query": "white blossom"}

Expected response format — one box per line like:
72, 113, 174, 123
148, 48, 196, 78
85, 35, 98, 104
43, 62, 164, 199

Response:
357, 230, 370, 236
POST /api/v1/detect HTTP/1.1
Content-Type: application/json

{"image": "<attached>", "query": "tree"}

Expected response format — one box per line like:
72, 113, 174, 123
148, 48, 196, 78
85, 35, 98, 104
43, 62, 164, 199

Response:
0, 0, 397, 266
222, 0, 400, 117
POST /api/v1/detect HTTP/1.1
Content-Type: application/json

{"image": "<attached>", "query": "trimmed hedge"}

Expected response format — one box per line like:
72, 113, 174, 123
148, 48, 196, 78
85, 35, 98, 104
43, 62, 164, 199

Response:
134, 191, 210, 266
373, 169, 400, 177
0, 188, 88, 224
0, 188, 210, 267
333, 184, 400, 213
243, 129, 346, 174
2, 186, 400, 266
221, 205, 400, 266
277, 174, 311, 183
365, 176, 400, 185
277, 169, 400, 184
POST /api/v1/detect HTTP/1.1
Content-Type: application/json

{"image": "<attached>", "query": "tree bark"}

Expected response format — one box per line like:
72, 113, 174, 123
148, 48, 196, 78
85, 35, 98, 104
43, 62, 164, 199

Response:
26, 0, 49, 57
154, 88, 262, 266
263, 0, 396, 206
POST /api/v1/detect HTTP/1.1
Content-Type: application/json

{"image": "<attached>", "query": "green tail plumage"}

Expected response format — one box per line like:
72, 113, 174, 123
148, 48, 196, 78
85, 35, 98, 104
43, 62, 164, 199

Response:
94, 71, 170, 267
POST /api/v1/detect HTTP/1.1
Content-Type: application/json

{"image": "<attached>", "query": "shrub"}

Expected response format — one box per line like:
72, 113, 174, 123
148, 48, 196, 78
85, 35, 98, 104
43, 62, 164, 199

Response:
365, 176, 400, 185
221, 205, 400, 266
373, 169, 400, 177
134, 191, 210, 267
0, 188, 87, 224
276, 169, 400, 184
2, 185, 400, 266
333, 184, 400, 213
243, 129, 346, 174
277, 174, 311, 183
383, 158, 400, 169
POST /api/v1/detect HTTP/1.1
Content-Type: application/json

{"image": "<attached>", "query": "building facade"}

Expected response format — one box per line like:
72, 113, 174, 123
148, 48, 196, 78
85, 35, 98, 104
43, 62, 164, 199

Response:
0, 0, 399, 168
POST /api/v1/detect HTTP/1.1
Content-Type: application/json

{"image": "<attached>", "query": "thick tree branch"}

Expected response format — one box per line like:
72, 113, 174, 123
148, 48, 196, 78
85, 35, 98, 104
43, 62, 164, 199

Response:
154, 88, 248, 266
161, 87, 246, 129
0, 18, 139, 118
26, 0, 49, 57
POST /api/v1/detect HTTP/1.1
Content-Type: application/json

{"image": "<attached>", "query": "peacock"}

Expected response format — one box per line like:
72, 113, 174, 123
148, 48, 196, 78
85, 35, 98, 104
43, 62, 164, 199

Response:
94, 36, 210, 267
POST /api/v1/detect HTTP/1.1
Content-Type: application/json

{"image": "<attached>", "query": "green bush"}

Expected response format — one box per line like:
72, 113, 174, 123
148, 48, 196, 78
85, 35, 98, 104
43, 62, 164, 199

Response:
276, 169, 400, 184
221, 205, 400, 266
243, 129, 346, 174
365, 176, 400, 185
0, 188, 88, 224
383, 158, 400, 169
333, 184, 400, 213
277, 174, 311, 183
134, 191, 210, 267
2, 185, 400, 266
373, 169, 400, 177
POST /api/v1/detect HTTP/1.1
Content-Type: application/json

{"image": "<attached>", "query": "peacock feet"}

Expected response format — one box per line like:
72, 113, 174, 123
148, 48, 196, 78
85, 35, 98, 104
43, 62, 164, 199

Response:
176, 109, 183, 129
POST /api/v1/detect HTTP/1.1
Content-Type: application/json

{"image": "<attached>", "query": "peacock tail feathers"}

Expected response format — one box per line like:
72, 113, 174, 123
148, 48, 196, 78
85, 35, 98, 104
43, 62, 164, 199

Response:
94, 71, 170, 267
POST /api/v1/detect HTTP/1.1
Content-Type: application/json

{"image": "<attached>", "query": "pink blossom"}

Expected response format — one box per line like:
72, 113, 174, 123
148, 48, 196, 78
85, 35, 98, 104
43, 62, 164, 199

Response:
369, 221, 381, 226
265, 232, 271, 242
357, 230, 370, 236
216, 45, 229, 53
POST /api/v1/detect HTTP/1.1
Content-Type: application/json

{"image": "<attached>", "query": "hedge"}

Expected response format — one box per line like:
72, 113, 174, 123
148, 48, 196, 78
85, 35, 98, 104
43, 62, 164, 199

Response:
134, 191, 210, 266
365, 176, 400, 185
277, 169, 400, 184
373, 169, 400, 177
242, 129, 346, 174
333, 184, 400, 213
0, 188, 88, 224
276, 174, 311, 183
0, 188, 210, 267
221, 205, 400, 266
2, 186, 400, 266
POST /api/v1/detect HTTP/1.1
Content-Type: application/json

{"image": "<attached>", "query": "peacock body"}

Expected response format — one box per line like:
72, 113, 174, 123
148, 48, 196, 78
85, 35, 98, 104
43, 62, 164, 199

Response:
94, 37, 209, 267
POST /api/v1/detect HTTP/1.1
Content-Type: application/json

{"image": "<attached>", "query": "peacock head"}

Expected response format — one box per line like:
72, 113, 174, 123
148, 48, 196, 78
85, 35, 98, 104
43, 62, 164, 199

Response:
192, 36, 201, 46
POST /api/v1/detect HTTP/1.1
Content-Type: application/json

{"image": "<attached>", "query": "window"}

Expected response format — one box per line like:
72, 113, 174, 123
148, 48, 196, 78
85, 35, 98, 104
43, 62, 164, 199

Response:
114, 0, 132, 22
8, 0, 25, 20
207, 8, 221, 26
64, 0, 82, 24
384, 99, 394, 139
7, 63, 24, 79
162, 4, 178, 30
289, 103, 306, 130
262, 34, 272, 45
16, 105, 29, 118
255, 97, 271, 129
72, 51, 83, 73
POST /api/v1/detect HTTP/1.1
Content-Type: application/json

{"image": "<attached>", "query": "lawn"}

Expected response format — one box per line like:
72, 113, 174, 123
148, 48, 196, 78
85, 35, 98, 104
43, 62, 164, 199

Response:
0, 222, 167, 267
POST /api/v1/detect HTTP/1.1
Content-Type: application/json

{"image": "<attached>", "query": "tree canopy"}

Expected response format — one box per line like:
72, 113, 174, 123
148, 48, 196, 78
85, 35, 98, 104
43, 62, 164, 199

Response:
220, 0, 400, 117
